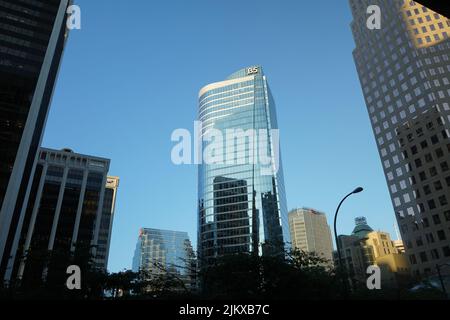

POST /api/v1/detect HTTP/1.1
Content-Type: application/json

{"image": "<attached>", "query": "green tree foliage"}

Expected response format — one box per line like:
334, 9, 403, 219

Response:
199, 249, 341, 300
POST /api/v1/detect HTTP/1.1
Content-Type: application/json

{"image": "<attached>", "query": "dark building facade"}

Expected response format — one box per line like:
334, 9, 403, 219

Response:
2, 148, 118, 286
0, 0, 72, 280
211, 176, 251, 256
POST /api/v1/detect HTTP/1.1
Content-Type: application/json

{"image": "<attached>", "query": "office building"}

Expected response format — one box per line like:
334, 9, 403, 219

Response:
132, 228, 196, 290
2, 148, 118, 285
0, 0, 72, 279
350, 0, 450, 276
95, 176, 119, 270
334, 217, 375, 284
197, 66, 289, 266
335, 217, 410, 288
288, 208, 334, 263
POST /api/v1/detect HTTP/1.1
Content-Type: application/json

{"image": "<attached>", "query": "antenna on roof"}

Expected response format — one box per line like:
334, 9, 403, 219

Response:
393, 222, 401, 241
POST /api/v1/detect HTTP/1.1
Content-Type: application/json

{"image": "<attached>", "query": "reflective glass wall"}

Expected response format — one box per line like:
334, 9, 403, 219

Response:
132, 228, 195, 288
197, 66, 289, 266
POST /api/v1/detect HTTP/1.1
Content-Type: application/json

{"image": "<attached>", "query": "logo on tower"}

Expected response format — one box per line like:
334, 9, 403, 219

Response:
247, 67, 259, 75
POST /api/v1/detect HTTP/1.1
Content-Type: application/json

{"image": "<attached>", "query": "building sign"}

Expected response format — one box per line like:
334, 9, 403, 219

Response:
246, 67, 259, 75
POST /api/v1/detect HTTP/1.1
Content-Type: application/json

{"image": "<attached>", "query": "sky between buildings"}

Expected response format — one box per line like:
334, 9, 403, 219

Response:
43, 0, 396, 272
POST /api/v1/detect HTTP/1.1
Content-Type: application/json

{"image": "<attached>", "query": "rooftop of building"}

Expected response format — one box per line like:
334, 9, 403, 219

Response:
198, 65, 263, 98
40, 147, 111, 163
351, 216, 373, 239
139, 227, 190, 238
289, 207, 326, 216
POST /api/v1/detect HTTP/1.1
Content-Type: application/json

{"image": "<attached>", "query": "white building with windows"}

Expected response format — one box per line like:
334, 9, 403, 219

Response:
288, 208, 334, 264
350, 0, 450, 276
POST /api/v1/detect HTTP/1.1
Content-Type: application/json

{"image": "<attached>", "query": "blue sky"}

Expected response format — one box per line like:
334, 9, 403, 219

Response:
43, 0, 396, 272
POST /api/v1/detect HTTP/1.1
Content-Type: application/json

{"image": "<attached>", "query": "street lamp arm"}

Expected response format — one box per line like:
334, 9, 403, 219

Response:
333, 187, 363, 298
333, 192, 353, 246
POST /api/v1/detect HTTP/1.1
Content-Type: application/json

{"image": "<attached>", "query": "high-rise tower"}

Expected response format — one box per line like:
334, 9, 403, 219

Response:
350, 0, 450, 276
197, 66, 289, 266
288, 208, 334, 264
0, 0, 72, 278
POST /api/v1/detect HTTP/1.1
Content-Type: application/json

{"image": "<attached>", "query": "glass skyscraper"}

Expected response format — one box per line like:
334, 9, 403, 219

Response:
197, 66, 289, 266
132, 228, 195, 289
350, 0, 450, 276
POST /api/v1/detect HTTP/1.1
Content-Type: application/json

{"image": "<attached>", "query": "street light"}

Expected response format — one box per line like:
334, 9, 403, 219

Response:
436, 263, 450, 298
333, 187, 363, 298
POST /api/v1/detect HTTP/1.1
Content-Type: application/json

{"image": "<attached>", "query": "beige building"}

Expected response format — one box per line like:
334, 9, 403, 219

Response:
365, 231, 399, 259
288, 208, 333, 264
335, 217, 410, 288
365, 230, 411, 285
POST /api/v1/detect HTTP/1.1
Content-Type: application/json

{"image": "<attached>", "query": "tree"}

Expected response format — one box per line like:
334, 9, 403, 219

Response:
197, 248, 342, 300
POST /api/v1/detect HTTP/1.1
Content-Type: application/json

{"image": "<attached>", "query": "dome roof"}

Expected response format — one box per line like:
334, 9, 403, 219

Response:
351, 217, 373, 239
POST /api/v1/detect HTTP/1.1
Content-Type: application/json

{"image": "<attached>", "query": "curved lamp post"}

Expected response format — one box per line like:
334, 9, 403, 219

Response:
333, 187, 363, 298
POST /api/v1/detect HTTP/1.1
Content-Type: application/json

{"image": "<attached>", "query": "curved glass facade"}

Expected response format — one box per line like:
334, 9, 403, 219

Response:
197, 66, 289, 265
